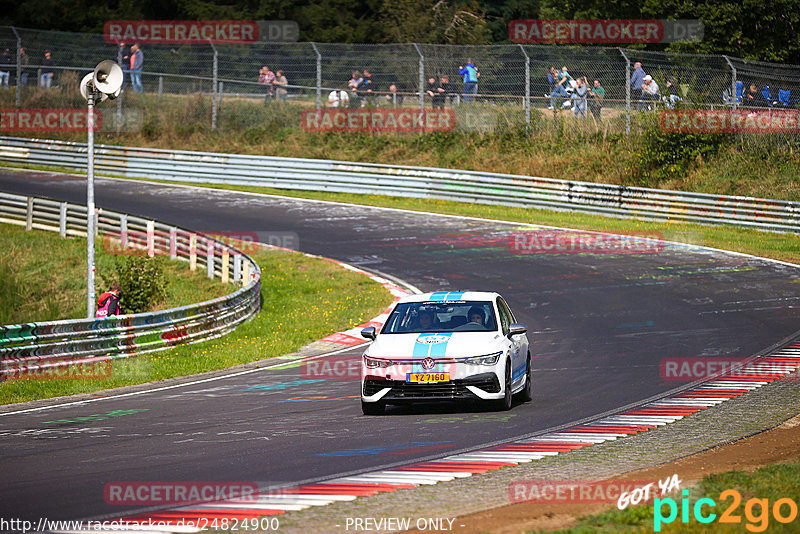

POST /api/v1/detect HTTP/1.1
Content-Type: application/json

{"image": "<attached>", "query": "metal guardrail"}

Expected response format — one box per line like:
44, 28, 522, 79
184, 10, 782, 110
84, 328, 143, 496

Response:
0, 190, 261, 380
0, 136, 798, 233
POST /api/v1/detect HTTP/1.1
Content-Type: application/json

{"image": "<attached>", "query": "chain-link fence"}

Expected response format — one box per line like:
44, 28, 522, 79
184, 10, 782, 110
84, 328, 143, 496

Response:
1, 25, 800, 140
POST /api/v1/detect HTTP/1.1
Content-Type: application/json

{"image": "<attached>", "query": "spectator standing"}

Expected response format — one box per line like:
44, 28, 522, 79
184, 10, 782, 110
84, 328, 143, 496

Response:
19, 48, 30, 87
458, 59, 479, 103
115, 42, 128, 90
571, 77, 588, 118
360, 69, 377, 106
347, 71, 363, 108
258, 66, 276, 100
425, 76, 439, 107
588, 79, 605, 120
273, 70, 288, 101
40, 50, 55, 88
0, 49, 11, 89
129, 44, 143, 93
630, 61, 646, 106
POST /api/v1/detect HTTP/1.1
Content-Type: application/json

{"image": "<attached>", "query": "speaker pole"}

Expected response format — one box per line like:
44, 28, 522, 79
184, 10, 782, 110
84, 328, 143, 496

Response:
86, 90, 96, 318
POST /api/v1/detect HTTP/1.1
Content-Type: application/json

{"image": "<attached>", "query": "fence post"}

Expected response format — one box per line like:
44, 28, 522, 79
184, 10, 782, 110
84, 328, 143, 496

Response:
11, 27, 21, 107
206, 237, 215, 279
311, 42, 322, 110
221, 249, 230, 283
169, 227, 177, 259
233, 254, 242, 282
413, 43, 424, 111
723, 55, 737, 110
59, 202, 67, 237
219, 81, 224, 109
518, 44, 530, 135
158, 76, 163, 99
619, 48, 631, 134
147, 220, 155, 257
242, 260, 250, 286
210, 42, 218, 130
120, 213, 128, 249
25, 197, 33, 230
189, 233, 197, 271
116, 47, 123, 133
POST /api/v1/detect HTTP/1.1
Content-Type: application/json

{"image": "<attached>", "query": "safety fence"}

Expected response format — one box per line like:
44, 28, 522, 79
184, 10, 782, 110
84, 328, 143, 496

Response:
1, 26, 800, 135
1, 136, 797, 234
0, 188, 262, 380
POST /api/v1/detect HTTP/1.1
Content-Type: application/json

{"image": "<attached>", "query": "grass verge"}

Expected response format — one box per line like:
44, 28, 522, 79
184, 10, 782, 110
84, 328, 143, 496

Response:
0, 223, 230, 324
0, 246, 392, 405
551, 459, 800, 533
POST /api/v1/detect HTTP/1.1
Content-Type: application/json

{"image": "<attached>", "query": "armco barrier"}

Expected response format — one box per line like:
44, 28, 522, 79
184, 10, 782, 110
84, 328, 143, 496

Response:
0, 191, 261, 380
0, 136, 798, 233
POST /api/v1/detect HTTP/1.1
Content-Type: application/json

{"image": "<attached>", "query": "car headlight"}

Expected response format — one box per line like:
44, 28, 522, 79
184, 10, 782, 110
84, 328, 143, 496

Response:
363, 356, 394, 369
461, 351, 503, 366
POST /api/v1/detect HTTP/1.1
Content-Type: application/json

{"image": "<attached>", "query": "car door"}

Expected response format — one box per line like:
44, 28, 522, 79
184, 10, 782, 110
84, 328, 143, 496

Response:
498, 297, 526, 390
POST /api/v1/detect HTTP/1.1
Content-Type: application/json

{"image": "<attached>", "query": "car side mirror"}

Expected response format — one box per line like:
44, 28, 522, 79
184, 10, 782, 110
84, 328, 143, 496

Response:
361, 327, 377, 341
508, 323, 528, 338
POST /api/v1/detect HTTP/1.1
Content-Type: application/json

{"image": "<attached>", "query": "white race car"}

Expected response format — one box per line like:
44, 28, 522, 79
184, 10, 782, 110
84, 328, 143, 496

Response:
360, 291, 530, 415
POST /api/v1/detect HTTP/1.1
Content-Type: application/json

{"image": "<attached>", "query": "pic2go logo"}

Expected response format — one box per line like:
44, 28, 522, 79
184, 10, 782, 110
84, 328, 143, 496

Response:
654, 489, 800, 532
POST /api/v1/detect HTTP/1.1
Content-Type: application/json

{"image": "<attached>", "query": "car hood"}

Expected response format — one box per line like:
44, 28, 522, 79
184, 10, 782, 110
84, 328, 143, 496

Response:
367, 331, 506, 360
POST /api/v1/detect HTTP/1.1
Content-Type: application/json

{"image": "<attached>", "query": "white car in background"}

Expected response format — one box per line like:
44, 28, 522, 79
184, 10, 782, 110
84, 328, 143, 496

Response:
360, 291, 530, 415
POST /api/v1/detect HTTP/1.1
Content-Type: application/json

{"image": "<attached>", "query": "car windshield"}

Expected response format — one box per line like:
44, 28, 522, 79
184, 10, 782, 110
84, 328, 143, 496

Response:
382, 301, 498, 333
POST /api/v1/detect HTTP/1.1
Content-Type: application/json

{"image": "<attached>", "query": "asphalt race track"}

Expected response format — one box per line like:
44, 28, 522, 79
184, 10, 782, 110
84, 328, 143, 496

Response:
2, 169, 800, 523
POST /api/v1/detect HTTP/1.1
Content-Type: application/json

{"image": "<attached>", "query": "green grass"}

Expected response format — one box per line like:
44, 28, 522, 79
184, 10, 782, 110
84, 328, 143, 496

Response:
0, 223, 230, 324
547, 458, 800, 533
0, 246, 392, 404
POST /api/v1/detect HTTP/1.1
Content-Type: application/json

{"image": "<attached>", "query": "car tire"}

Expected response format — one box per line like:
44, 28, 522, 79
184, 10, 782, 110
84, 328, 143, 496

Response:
492, 359, 513, 411
361, 400, 385, 415
516, 351, 532, 402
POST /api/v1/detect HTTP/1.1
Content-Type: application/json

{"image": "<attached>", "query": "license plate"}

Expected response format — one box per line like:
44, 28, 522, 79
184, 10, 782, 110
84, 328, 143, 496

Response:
406, 372, 450, 383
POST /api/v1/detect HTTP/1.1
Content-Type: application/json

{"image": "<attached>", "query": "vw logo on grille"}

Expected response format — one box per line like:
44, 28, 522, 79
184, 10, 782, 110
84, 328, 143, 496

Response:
421, 357, 436, 370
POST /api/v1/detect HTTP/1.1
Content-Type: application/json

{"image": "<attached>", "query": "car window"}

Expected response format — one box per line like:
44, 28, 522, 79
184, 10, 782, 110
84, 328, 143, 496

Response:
382, 301, 498, 334
496, 297, 510, 334
498, 297, 516, 322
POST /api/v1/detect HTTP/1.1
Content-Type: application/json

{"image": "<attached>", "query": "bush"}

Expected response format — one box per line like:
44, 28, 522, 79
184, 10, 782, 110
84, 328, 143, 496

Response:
634, 115, 731, 186
113, 255, 167, 313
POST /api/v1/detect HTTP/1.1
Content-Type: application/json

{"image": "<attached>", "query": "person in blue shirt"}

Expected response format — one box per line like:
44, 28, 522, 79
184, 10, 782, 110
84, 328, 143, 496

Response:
630, 61, 646, 109
458, 59, 479, 103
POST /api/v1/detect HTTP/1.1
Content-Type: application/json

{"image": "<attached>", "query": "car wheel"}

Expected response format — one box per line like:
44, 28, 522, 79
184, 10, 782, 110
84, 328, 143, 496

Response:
516, 351, 532, 402
361, 400, 385, 415
492, 359, 513, 411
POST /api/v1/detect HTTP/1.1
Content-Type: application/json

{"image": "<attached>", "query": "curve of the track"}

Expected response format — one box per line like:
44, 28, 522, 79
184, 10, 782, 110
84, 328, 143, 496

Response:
2, 169, 800, 523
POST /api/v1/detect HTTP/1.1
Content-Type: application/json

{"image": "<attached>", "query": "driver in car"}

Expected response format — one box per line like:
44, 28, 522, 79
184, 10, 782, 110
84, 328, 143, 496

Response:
418, 309, 436, 331
468, 306, 485, 326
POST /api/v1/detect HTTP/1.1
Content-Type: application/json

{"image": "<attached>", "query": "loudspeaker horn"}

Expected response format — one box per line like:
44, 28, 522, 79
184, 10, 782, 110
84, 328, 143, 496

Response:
93, 60, 123, 98
79, 73, 108, 103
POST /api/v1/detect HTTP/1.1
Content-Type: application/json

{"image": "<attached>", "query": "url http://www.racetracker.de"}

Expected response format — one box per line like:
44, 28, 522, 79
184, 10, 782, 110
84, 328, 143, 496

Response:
0, 517, 282, 532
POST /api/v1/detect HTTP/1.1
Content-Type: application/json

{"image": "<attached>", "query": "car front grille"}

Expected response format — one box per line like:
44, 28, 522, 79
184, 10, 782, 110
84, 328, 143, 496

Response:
364, 373, 500, 400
